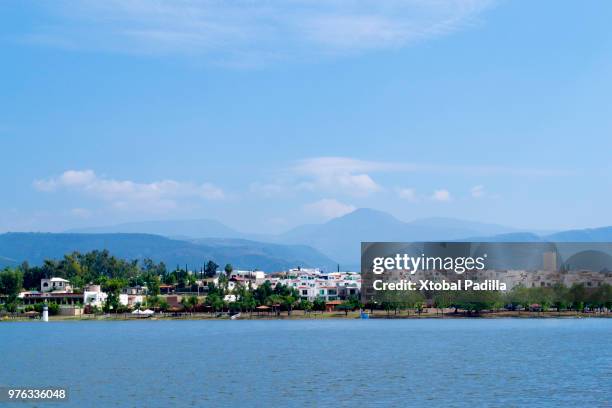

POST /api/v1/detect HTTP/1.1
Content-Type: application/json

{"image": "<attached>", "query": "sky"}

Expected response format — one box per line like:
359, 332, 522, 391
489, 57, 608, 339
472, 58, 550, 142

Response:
1, 0, 612, 234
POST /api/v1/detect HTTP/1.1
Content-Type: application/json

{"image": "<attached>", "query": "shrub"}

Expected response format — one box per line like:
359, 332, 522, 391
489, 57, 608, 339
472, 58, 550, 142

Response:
48, 303, 60, 315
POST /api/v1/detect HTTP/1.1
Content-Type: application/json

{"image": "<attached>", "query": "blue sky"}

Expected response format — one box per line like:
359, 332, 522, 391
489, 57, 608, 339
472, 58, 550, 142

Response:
1, 0, 611, 234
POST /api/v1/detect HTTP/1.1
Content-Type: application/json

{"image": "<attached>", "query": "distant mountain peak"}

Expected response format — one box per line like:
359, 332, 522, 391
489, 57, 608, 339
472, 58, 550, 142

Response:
341, 208, 399, 219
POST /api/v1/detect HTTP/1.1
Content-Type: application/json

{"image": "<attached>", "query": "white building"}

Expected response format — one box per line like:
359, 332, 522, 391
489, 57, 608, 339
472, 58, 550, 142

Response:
275, 271, 361, 301
288, 268, 321, 275
119, 294, 145, 307
230, 270, 266, 280
83, 284, 107, 308
41, 277, 72, 293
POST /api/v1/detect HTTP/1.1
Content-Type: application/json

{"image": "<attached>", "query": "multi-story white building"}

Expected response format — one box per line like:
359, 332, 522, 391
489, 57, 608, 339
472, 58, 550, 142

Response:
83, 284, 107, 308
274, 271, 361, 301
41, 277, 72, 293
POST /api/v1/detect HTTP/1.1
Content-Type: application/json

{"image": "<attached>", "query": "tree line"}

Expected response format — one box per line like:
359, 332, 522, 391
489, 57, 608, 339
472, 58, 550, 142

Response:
0, 250, 224, 296
1, 250, 610, 316
0, 250, 363, 315
374, 282, 611, 315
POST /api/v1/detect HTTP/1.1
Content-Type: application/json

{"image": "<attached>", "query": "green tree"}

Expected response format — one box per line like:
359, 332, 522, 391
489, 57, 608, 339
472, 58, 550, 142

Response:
266, 294, 284, 316
224, 264, 233, 278
433, 290, 456, 316
204, 261, 219, 278
163, 272, 177, 285
147, 275, 161, 296
22, 264, 46, 290
218, 273, 229, 290
532, 287, 554, 311
184, 295, 199, 312
3, 302, 18, 313
241, 291, 257, 316
159, 299, 170, 312
254, 281, 274, 305
146, 295, 161, 309
374, 290, 396, 316
337, 296, 362, 316
400, 290, 425, 315
313, 297, 326, 313
507, 285, 531, 312
551, 284, 570, 312
0, 268, 24, 301
205, 293, 224, 313
589, 283, 611, 311
299, 299, 313, 315
455, 290, 502, 315
102, 278, 126, 313
569, 283, 587, 312
47, 302, 60, 316
283, 295, 297, 316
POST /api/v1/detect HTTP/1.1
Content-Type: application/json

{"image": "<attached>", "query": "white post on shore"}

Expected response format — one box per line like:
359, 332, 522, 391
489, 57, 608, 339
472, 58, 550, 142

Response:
42, 304, 49, 322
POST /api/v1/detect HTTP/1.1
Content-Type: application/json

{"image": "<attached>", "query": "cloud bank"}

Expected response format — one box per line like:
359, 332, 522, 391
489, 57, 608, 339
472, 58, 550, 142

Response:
34, 170, 224, 212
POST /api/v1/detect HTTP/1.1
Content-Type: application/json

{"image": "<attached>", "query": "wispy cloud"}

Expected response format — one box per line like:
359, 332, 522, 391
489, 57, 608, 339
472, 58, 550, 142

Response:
303, 198, 356, 220
22, 0, 494, 64
294, 156, 572, 178
396, 187, 417, 201
431, 189, 452, 202
250, 156, 569, 200
34, 169, 224, 213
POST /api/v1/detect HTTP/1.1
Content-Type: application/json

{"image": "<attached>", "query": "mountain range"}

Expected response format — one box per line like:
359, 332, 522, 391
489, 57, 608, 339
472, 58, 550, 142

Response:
68, 219, 241, 239
0, 233, 336, 271
67, 209, 525, 268
4, 208, 612, 271
276, 209, 520, 266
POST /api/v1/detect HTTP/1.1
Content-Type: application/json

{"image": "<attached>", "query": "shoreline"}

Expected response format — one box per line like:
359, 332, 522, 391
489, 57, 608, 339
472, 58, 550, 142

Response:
3, 310, 611, 322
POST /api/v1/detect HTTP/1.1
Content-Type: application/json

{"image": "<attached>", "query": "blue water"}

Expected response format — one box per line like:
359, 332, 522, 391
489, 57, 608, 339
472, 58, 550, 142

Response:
1, 319, 611, 407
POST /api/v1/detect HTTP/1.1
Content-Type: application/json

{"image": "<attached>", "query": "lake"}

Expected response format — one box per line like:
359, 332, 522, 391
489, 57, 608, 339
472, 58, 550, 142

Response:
1, 319, 610, 407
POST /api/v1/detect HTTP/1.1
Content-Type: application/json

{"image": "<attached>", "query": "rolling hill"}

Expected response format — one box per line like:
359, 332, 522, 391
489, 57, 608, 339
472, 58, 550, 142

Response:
546, 227, 612, 242
0, 233, 336, 272
67, 219, 240, 238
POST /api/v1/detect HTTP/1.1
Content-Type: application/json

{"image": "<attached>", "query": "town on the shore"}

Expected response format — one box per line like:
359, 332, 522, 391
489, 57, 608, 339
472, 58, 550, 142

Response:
0, 249, 611, 320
